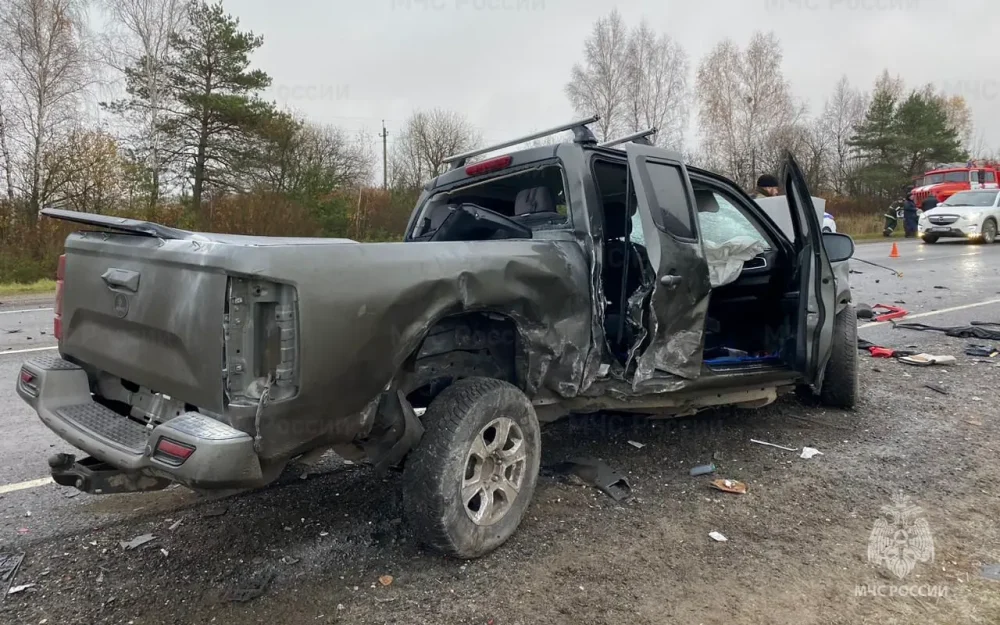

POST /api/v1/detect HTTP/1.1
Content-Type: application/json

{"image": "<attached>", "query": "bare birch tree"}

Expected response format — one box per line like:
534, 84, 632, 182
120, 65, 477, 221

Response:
98, 0, 187, 208
0, 0, 93, 220
695, 32, 798, 190
820, 76, 868, 195
564, 9, 630, 141
389, 109, 481, 189
624, 21, 690, 149
0, 91, 16, 202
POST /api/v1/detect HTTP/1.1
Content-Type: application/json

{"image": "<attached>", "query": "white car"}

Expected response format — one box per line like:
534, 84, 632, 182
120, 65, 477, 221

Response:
918, 189, 1000, 244
823, 211, 836, 233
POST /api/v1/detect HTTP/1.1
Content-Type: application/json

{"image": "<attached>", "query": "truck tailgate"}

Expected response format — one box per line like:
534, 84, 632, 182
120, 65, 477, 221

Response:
60, 233, 227, 413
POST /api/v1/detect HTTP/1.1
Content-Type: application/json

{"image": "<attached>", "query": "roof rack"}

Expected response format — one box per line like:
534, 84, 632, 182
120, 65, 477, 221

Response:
598, 127, 657, 148
443, 115, 600, 169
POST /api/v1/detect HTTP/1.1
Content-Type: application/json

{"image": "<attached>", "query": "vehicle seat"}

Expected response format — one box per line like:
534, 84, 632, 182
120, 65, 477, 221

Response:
513, 186, 562, 228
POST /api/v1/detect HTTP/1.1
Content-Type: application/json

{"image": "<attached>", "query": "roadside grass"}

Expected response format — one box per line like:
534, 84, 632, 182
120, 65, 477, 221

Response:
837, 213, 896, 239
0, 279, 57, 296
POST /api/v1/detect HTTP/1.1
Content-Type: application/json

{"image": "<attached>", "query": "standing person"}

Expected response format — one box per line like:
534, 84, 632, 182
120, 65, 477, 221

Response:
903, 193, 919, 238
751, 174, 780, 199
921, 195, 939, 212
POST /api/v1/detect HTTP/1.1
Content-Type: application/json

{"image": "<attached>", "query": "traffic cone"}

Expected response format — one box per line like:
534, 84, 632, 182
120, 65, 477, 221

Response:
889, 242, 900, 258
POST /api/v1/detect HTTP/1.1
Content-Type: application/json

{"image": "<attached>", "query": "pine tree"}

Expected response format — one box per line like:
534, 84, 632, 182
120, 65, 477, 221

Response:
894, 92, 965, 178
848, 87, 899, 197
159, 0, 274, 220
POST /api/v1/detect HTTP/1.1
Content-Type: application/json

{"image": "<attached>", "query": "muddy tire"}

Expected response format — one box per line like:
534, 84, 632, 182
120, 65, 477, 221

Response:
402, 377, 540, 559
820, 304, 858, 409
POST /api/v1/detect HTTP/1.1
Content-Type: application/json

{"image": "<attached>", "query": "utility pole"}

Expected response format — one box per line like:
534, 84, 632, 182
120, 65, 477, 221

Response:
380, 120, 388, 190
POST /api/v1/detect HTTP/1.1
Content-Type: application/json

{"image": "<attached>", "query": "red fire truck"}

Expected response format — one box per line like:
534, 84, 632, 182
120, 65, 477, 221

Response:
910, 160, 1000, 206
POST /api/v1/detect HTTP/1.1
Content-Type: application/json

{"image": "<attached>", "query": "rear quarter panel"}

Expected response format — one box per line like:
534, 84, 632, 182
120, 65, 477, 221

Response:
238, 237, 595, 457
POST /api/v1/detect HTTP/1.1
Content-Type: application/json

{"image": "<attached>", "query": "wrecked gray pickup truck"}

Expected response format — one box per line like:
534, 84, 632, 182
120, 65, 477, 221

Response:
17, 118, 857, 559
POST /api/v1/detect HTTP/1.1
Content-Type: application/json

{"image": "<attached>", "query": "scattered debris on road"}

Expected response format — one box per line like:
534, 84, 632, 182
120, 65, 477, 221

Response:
378, 575, 394, 587
119, 534, 155, 551
168, 519, 183, 531
870, 304, 908, 323
689, 464, 716, 477
553, 458, 631, 502
898, 354, 956, 366
7, 583, 35, 596
895, 321, 1000, 341
800, 447, 823, 460
627, 440, 645, 449
708, 531, 728, 543
965, 345, 999, 358
1, 552, 25, 601
981, 564, 1000, 582
280, 556, 300, 565
202, 504, 229, 518
223, 570, 276, 603
857, 339, 916, 359
750, 439, 797, 452
851, 257, 903, 277
924, 384, 950, 395
710, 479, 747, 495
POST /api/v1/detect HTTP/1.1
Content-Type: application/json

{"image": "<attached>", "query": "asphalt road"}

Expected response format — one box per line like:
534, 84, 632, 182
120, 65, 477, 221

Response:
1, 238, 999, 624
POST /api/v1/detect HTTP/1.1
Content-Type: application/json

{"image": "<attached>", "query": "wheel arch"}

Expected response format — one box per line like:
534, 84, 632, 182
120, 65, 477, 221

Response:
399, 310, 529, 408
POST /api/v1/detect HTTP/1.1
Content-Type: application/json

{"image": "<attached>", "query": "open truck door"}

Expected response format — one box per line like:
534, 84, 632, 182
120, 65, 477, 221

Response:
623, 144, 712, 386
781, 155, 838, 389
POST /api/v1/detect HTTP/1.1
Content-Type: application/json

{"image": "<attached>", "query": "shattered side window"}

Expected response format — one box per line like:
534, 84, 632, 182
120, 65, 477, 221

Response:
698, 193, 771, 250
629, 211, 645, 245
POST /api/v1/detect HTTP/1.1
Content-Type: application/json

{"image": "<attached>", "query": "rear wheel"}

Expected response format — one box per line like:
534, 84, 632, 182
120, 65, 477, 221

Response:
819, 304, 858, 409
402, 377, 540, 559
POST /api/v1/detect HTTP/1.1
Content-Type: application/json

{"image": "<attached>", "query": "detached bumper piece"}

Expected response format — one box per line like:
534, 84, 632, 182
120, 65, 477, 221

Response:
18, 355, 263, 491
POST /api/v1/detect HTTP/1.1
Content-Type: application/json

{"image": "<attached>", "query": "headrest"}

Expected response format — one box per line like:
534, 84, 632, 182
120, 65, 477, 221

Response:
603, 201, 633, 240
694, 189, 720, 213
514, 186, 556, 216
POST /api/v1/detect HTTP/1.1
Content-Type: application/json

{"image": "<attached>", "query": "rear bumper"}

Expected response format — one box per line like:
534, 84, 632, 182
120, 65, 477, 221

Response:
17, 355, 265, 490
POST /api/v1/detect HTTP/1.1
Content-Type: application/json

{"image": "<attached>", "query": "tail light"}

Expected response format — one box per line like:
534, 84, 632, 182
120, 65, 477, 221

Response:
18, 368, 38, 396
54, 254, 65, 340
153, 438, 195, 466
465, 155, 512, 177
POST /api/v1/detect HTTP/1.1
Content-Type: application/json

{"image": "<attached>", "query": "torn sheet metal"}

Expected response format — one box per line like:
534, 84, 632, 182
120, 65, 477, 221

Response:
56, 224, 598, 460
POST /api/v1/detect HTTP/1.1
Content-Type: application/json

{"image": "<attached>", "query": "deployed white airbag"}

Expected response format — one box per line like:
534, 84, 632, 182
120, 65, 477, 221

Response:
703, 236, 767, 288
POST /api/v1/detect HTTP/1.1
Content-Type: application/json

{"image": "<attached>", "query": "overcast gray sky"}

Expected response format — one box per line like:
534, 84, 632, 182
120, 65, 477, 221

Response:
227, 0, 997, 158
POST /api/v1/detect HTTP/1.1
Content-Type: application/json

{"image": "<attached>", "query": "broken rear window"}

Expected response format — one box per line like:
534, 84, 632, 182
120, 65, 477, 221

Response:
411, 164, 569, 241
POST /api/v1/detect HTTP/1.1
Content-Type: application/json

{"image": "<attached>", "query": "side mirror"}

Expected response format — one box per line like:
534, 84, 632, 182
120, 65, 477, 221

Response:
823, 232, 855, 262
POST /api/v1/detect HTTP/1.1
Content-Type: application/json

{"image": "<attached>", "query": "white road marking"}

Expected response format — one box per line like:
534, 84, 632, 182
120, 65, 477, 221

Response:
859, 297, 1000, 329
0, 308, 54, 315
0, 307, 53, 315
0, 476, 53, 494
0, 345, 58, 356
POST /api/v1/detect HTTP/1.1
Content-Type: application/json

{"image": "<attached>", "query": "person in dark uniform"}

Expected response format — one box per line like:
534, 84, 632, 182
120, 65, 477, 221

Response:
921, 195, 939, 212
903, 193, 919, 238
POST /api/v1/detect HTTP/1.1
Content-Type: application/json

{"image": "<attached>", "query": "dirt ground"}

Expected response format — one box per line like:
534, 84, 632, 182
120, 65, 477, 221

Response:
3, 323, 1000, 624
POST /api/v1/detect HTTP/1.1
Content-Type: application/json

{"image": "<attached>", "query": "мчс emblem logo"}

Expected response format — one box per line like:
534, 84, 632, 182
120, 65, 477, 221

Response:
867, 493, 935, 579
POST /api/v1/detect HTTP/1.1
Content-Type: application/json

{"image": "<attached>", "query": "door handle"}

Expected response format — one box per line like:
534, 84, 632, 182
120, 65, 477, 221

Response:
101, 268, 140, 292
660, 274, 682, 289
